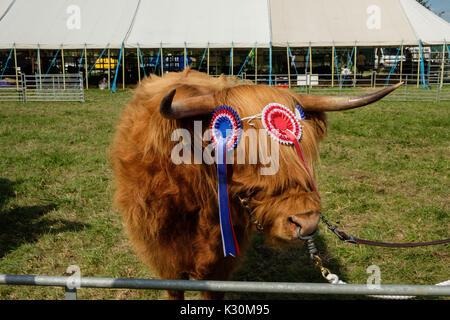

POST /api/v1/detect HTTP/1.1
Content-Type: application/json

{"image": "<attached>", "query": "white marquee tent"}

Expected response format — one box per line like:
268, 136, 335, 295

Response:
0, 0, 449, 49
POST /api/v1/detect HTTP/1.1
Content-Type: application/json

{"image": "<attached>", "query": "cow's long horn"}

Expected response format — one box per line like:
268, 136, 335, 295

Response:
297, 82, 403, 112
160, 88, 216, 119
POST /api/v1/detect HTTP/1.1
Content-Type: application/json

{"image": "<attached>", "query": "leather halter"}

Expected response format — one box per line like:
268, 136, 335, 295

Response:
237, 191, 263, 232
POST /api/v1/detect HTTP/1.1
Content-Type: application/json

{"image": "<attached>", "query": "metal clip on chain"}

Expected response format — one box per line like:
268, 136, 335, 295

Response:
304, 238, 331, 280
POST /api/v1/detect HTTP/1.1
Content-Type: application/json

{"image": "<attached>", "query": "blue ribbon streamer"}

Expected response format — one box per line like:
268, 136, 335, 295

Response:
217, 138, 239, 257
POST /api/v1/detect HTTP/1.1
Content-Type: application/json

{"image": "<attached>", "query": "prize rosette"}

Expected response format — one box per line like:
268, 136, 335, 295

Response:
210, 106, 242, 152
295, 104, 307, 120
209, 106, 242, 257
261, 103, 302, 145
261, 103, 320, 199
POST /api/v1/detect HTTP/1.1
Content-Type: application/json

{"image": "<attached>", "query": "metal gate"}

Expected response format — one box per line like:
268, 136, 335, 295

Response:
0, 73, 84, 102
1, 274, 449, 300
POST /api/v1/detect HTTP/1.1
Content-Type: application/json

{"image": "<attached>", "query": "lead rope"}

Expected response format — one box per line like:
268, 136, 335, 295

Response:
295, 144, 450, 299
304, 234, 450, 299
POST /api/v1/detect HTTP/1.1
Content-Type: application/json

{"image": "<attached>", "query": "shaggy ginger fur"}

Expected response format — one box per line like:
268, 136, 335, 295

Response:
111, 69, 327, 299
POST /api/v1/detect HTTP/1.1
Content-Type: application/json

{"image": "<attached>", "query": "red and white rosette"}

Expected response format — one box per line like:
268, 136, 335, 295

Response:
261, 103, 302, 145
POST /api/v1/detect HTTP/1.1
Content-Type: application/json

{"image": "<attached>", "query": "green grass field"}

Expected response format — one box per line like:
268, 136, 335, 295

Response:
0, 89, 448, 300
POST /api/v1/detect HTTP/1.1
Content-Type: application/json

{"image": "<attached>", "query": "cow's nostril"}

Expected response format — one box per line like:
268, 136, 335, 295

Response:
289, 214, 319, 237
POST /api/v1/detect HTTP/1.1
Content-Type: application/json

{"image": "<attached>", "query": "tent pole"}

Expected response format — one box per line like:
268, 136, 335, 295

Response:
400, 43, 404, 82
84, 45, 88, 90
231, 44, 234, 76
13, 44, 18, 90
122, 47, 125, 89
137, 47, 141, 83
61, 47, 66, 90
207, 46, 210, 75
354, 45, 357, 87
184, 42, 187, 69
255, 47, 258, 84
309, 43, 312, 90
416, 44, 421, 88
331, 45, 335, 88
107, 48, 110, 89
160, 43, 163, 76
286, 44, 291, 88
439, 43, 446, 89
37, 44, 42, 89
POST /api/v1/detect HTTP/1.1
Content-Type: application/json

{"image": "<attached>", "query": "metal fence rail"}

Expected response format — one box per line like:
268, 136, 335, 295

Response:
0, 274, 449, 300
0, 73, 84, 102
23, 73, 84, 102
0, 74, 24, 101
239, 71, 450, 102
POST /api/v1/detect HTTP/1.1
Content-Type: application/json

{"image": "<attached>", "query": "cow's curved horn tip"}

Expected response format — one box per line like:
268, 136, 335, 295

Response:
395, 82, 404, 88
160, 88, 177, 118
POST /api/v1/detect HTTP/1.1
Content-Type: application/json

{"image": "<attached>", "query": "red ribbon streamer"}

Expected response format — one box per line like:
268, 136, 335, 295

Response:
285, 130, 321, 200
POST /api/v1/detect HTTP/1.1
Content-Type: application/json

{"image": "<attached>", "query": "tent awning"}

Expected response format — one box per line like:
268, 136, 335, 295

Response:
0, 0, 449, 49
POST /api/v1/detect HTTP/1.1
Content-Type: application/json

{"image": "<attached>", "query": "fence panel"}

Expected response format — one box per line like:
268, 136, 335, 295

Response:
240, 72, 449, 103
23, 73, 84, 102
0, 74, 24, 102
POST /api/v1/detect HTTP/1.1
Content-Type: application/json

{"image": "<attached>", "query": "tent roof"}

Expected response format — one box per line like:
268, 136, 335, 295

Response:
270, 0, 419, 47
126, 0, 271, 48
0, 0, 449, 49
0, 0, 139, 49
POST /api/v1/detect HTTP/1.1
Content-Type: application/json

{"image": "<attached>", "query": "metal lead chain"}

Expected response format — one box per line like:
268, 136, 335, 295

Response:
305, 239, 331, 280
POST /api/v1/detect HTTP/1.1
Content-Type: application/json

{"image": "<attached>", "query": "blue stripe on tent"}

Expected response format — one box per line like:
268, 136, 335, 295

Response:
418, 40, 429, 90
305, 42, 311, 74
111, 42, 124, 93
287, 43, 299, 75
341, 45, 355, 87
77, 46, 85, 75
269, 42, 272, 86
45, 45, 62, 75
236, 47, 254, 78
385, 44, 402, 87
154, 45, 161, 74
0, 46, 14, 78
137, 43, 147, 77
198, 44, 208, 72
229, 44, 233, 75
334, 45, 339, 77
85, 43, 109, 80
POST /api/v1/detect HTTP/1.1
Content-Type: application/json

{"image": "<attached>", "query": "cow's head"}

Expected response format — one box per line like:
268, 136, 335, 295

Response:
158, 71, 402, 246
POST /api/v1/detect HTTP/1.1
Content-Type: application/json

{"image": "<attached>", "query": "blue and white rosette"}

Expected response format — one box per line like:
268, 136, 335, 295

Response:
210, 106, 242, 257
295, 104, 307, 120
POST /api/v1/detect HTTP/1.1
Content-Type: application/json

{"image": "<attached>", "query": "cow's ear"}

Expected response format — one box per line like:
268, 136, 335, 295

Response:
159, 87, 216, 119
306, 112, 328, 142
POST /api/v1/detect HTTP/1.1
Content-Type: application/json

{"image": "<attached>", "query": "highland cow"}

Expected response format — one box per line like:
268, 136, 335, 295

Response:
111, 69, 401, 299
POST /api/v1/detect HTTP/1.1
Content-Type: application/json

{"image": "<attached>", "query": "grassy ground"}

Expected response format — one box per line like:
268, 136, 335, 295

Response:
0, 89, 448, 300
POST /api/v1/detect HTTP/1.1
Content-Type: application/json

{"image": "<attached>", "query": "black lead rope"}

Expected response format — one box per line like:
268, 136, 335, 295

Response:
319, 214, 450, 248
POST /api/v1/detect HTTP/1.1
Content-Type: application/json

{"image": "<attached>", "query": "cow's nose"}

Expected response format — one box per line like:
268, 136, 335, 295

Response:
289, 212, 320, 237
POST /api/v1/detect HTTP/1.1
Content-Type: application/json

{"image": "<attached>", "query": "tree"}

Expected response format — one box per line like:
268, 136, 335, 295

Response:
416, 0, 431, 10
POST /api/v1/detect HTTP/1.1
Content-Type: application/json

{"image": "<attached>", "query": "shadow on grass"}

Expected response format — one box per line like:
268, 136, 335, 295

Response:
227, 233, 363, 300
0, 178, 89, 258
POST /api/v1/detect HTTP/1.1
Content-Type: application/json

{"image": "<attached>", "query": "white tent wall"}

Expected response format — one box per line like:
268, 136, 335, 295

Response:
0, 0, 140, 49
270, 0, 420, 47
126, 0, 271, 48
1, 0, 449, 50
